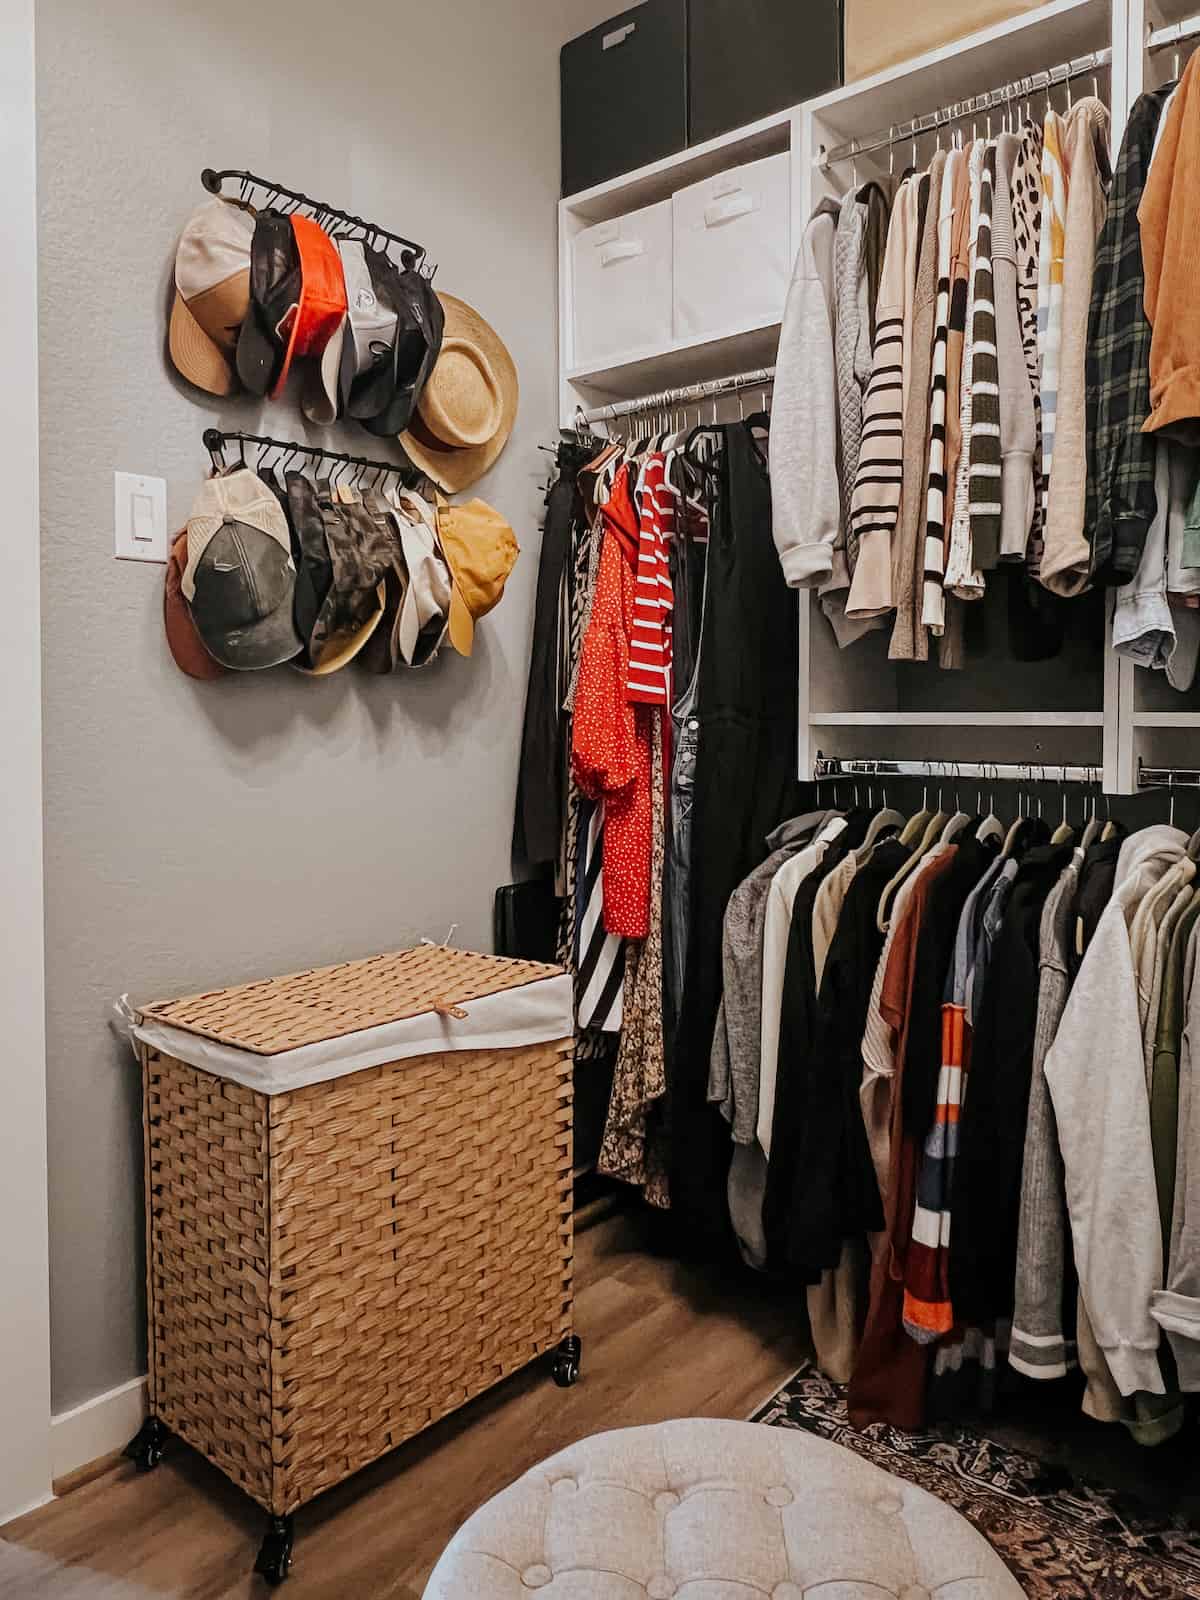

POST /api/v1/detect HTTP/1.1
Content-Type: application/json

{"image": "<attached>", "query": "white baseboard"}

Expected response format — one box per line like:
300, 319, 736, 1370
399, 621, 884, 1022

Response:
50, 1375, 147, 1482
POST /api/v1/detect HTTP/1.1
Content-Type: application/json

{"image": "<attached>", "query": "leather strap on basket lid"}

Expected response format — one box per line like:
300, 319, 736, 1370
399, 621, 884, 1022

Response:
432, 999, 469, 1020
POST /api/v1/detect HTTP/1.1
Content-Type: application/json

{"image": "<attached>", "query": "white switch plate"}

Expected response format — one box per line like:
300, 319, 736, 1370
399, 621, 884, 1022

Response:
114, 472, 168, 562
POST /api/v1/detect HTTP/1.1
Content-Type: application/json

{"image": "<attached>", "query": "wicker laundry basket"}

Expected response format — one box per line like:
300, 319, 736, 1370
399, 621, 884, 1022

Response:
126, 946, 578, 1584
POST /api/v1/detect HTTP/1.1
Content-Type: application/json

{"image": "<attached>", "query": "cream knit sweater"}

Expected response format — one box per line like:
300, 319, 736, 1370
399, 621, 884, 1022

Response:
1041, 98, 1111, 595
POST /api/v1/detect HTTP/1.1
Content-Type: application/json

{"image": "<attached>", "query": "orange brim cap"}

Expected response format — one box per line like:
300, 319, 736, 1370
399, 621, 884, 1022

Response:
271, 215, 347, 400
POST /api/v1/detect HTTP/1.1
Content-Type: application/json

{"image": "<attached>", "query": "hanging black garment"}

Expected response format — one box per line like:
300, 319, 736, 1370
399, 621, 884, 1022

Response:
670, 421, 801, 1253
1068, 827, 1126, 981
513, 453, 585, 868
776, 836, 910, 1276
950, 841, 1075, 1327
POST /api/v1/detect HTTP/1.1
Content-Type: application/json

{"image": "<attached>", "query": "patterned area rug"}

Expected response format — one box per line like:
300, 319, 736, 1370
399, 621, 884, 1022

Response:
754, 1363, 1200, 1599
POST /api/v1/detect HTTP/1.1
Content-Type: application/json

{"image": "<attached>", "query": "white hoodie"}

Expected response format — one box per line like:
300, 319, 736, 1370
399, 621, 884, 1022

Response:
1044, 825, 1187, 1397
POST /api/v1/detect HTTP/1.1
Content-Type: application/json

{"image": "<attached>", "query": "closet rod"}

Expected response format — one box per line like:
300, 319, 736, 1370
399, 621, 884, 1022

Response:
1147, 13, 1200, 54
814, 755, 1103, 784
576, 365, 775, 426
816, 49, 1111, 171
1139, 762, 1200, 790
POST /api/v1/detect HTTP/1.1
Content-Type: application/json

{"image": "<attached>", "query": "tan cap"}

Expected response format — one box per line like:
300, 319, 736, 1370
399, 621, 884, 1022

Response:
435, 497, 519, 656
400, 295, 518, 493
169, 198, 255, 396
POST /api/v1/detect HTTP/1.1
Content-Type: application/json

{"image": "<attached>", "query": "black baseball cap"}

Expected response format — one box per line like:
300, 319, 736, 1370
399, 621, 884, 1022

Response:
236, 210, 301, 397
358, 259, 446, 437
183, 469, 304, 669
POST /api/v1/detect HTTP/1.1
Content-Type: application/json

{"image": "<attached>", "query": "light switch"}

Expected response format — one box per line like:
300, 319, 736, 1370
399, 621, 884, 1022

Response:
114, 472, 168, 562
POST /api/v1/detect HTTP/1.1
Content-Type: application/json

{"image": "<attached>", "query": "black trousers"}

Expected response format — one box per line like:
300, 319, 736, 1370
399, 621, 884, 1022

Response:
670, 422, 801, 1253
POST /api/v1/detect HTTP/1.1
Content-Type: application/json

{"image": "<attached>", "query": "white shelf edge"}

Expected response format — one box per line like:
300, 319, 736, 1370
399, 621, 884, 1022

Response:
1132, 711, 1200, 727
809, 711, 1105, 727
560, 107, 794, 214
566, 318, 783, 388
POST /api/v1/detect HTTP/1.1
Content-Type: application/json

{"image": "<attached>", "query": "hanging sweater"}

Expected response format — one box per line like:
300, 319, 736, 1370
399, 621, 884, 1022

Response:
836, 190, 873, 575
951, 843, 1075, 1328
922, 151, 961, 635
1038, 111, 1069, 520
945, 141, 987, 600
994, 132, 1038, 562
890, 155, 945, 662
968, 144, 1002, 572
1014, 121, 1046, 573
1141, 51, 1200, 446
1152, 911, 1200, 1386
943, 149, 974, 526
1009, 854, 1083, 1381
1041, 98, 1112, 596
1045, 825, 1188, 1397
1086, 87, 1172, 586
770, 199, 841, 587
846, 177, 915, 621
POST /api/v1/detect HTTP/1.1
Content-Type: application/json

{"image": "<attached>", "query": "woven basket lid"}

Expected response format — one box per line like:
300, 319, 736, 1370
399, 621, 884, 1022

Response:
138, 946, 562, 1055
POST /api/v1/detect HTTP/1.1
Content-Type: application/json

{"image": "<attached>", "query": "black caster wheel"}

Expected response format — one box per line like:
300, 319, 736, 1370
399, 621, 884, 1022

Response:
254, 1514, 294, 1586
552, 1334, 583, 1388
123, 1416, 169, 1473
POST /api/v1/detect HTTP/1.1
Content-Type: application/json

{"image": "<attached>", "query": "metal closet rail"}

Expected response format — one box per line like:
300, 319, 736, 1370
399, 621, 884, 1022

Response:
576, 365, 776, 426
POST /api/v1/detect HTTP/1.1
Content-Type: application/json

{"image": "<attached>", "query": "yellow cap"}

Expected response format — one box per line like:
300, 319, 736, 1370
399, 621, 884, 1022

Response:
436, 498, 519, 656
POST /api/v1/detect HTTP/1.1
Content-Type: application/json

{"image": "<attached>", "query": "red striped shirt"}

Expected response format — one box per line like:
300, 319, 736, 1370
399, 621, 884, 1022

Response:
625, 454, 674, 706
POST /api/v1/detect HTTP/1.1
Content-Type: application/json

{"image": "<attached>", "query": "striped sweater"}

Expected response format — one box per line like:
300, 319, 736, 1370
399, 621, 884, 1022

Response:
626, 454, 674, 706
923, 150, 961, 635
846, 176, 916, 621
945, 140, 987, 600
968, 144, 1002, 570
1014, 121, 1046, 571
1038, 111, 1069, 518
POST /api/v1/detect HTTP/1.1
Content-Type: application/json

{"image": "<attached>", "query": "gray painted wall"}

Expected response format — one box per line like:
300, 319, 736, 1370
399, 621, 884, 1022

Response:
37, 0, 615, 1413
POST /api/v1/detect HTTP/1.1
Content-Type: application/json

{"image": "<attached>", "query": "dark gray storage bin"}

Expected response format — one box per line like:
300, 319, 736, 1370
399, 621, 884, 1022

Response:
687, 0, 843, 146
560, 1, 688, 197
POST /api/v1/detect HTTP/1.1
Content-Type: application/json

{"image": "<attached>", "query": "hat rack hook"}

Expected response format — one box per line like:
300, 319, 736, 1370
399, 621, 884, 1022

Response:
202, 427, 424, 491
200, 167, 433, 279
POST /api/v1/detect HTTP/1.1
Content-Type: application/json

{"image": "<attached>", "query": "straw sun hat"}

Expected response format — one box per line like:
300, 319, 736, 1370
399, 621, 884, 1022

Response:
400, 294, 518, 493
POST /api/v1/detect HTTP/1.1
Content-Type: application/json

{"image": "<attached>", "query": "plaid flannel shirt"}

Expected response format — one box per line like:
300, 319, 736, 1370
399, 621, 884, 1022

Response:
1086, 87, 1173, 585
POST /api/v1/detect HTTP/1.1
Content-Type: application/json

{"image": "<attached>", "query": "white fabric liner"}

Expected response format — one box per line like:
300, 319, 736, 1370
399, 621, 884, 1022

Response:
133, 972, 575, 1096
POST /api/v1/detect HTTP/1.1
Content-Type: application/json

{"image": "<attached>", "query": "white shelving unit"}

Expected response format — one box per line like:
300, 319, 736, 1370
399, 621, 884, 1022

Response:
558, 107, 797, 424
556, 0, 1200, 797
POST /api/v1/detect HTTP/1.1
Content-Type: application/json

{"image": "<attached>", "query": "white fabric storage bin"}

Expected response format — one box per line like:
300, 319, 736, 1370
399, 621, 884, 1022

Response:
571, 199, 673, 368
672, 151, 791, 340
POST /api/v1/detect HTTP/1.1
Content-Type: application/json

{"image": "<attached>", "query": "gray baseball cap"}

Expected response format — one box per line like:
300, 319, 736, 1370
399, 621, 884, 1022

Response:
185, 469, 304, 670
302, 239, 398, 426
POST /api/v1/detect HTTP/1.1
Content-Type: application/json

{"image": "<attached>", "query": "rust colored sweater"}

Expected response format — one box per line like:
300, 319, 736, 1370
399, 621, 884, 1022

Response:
1141, 52, 1200, 446
848, 849, 955, 1431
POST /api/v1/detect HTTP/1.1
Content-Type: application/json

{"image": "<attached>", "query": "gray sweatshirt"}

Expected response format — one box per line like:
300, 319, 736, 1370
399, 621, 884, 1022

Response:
1045, 825, 1188, 1397
771, 201, 842, 588
1152, 913, 1200, 1388
1010, 855, 1081, 1381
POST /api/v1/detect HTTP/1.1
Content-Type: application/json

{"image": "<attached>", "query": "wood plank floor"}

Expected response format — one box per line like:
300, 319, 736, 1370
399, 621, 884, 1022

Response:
2, 1209, 810, 1598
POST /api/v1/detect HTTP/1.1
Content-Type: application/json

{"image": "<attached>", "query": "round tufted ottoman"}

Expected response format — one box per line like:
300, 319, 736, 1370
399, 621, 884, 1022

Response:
423, 1418, 1024, 1598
